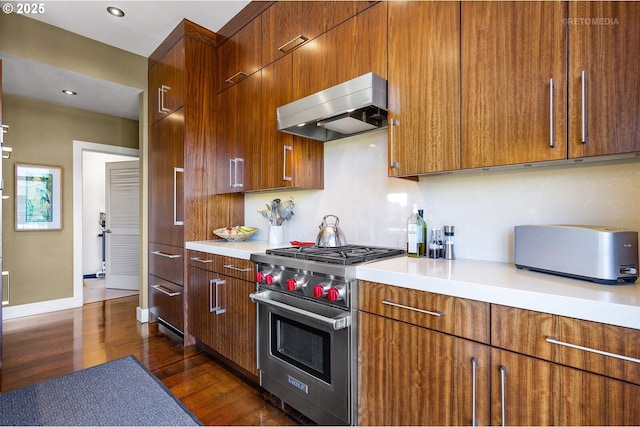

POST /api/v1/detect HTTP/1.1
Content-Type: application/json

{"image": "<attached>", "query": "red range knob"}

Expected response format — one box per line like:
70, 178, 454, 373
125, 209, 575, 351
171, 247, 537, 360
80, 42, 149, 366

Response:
313, 285, 325, 298
286, 278, 298, 291
265, 274, 274, 285
327, 288, 341, 302
255, 271, 264, 283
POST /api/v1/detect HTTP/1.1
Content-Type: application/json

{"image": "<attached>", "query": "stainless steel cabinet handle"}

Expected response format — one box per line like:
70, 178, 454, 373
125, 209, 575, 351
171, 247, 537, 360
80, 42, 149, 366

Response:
283, 145, 293, 182
235, 157, 244, 188
546, 336, 640, 364
190, 257, 213, 264
2, 146, 12, 159
277, 34, 309, 52
225, 71, 248, 84
229, 158, 235, 188
381, 299, 443, 317
209, 279, 226, 313
500, 365, 507, 427
151, 250, 181, 259
173, 167, 184, 226
549, 78, 555, 147
389, 118, 400, 168
471, 358, 478, 427
151, 284, 180, 297
2, 271, 10, 306
159, 85, 171, 113
215, 279, 226, 315
581, 70, 587, 143
223, 264, 252, 272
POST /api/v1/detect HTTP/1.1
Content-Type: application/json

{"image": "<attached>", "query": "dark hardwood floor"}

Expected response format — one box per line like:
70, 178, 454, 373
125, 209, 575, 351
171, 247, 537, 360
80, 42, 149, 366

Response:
0, 295, 297, 426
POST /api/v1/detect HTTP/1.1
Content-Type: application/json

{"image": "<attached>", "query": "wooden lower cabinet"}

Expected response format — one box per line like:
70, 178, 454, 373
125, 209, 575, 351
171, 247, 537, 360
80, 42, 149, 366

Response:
359, 283, 640, 425
492, 348, 640, 425
358, 312, 490, 426
187, 252, 258, 378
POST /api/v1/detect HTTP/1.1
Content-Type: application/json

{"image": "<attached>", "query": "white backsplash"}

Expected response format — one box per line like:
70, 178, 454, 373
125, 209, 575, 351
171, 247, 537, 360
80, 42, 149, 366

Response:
245, 132, 640, 263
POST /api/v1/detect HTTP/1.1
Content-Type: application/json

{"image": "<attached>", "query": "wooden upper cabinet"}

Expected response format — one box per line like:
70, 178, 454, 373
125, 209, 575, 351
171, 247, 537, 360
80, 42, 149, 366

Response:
293, 1, 387, 100
216, 16, 261, 93
387, 1, 461, 177
149, 38, 185, 124
261, 1, 328, 66
568, 2, 640, 158
461, 2, 567, 169
260, 56, 324, 191
214, 71, 261, 194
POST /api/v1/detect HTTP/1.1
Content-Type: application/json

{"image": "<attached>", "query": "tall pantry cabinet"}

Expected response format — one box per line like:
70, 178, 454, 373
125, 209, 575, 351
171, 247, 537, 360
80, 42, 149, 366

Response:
148, 20, 245, 336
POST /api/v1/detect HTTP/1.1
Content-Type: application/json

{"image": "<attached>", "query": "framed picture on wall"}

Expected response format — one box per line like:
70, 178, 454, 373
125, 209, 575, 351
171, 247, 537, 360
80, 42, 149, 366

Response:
15, 163, 63, 231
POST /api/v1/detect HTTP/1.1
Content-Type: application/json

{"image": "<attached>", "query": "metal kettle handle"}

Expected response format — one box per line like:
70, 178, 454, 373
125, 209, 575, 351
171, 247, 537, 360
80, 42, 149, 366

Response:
320, 214, 340, 228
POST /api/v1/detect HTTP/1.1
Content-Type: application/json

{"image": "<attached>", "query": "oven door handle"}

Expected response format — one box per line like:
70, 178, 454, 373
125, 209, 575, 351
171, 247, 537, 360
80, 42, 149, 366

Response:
249, 292, 351, 331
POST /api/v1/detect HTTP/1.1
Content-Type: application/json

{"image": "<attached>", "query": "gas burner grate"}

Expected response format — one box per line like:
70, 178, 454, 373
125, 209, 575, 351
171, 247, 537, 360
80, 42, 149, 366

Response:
266, 245, 405, 265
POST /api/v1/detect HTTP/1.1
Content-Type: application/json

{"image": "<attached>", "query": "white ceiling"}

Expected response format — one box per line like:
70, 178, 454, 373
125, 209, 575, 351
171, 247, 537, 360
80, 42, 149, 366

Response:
1, 1, 250, 120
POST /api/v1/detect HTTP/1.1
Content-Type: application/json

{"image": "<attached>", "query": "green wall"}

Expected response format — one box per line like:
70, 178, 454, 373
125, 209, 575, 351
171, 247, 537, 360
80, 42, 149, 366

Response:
1, 12, 148, 308
3, 95, 139, 305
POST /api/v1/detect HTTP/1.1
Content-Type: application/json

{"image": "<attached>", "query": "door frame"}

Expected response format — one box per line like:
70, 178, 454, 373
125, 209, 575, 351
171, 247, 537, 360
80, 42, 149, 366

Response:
72, 141, 139, 307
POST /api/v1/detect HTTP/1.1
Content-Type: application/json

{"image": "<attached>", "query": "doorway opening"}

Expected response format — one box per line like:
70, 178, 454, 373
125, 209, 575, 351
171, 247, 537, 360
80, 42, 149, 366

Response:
72, 141, 139, 307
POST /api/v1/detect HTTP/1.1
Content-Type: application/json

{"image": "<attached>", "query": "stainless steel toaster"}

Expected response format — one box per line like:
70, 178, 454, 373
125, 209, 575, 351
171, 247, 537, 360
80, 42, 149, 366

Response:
514, 225, 638, 285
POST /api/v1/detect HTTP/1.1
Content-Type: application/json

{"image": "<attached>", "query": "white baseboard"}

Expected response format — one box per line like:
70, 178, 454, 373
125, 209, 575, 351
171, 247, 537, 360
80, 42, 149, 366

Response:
136, 306, 149, 323
2, 297, 77, 320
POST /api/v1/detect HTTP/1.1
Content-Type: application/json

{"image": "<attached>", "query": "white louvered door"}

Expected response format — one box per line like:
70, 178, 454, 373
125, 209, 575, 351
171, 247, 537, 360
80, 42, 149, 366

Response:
105, 160, 139, 290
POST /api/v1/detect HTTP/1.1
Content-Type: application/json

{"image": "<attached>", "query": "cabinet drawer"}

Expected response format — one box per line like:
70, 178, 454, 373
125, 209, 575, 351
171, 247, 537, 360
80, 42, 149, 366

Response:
188, 250, 218, 272
358, 281, 490, 343
491, 305, 640, 385
149, 243, 184, 285
219, 256, 254, 281
149, 275, 184, 333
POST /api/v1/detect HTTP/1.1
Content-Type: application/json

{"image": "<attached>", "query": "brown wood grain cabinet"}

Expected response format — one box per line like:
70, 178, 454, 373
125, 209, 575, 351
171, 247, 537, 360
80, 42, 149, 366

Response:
148, 20, 223, 335
387, 1, 461, 177
260, 55, 324, 191
216, 16, 261, 93
149, 38, 184, 124
187, 251, 258, 378
358, 282, 640, 425
358, 281, 491, 425
568, 2, 640, 158
214, 71, 261, 194
292, 1, 387, 101
461, 1, 568, 169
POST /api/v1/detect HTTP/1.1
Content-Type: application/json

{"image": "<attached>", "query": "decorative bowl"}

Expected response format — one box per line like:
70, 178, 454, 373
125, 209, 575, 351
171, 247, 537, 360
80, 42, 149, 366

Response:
213, 226, 258, 242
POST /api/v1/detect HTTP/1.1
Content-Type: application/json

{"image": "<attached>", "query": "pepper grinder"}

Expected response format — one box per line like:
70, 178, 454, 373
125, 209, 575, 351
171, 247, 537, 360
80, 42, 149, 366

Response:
444, 225, 455, 260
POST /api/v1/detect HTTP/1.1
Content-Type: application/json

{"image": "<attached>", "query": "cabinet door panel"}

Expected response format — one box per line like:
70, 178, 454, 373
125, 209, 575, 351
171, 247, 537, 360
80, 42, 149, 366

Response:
217, 17, 261, 93
149, 275, 184, 332
293, 2, 387, 100
149, 110, 184, 246
187, 266, 216, 349
358, 312, 490, 426
462, 2, 567, 168
149, 39, 185, 123
568, 2, 640, 157
388, 1, 460, 175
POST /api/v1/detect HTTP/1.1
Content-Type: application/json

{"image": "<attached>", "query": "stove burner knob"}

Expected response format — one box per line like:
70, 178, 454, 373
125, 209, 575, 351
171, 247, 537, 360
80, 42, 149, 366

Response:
313, 285, 327, 298
265, 274, 275, 286
286, 278, 298, 291
327, 287, 344, 302
255, 271, 264, 283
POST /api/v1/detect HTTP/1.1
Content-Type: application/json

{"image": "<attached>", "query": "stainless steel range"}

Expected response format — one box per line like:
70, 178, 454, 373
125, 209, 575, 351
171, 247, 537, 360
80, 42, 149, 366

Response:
249, 245, 405, 426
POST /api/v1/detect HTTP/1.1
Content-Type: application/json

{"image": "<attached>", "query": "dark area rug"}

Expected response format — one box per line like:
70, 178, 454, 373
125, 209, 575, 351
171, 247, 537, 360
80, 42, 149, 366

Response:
0, 355, 201, 426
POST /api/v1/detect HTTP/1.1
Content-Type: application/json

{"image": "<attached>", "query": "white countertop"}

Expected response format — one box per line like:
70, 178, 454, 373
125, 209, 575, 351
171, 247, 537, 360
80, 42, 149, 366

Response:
186, 240, 640, 330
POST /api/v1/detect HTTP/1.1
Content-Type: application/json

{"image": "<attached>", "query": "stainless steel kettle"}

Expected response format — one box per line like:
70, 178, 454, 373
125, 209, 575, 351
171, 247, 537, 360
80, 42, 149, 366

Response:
315, 215, 348, 247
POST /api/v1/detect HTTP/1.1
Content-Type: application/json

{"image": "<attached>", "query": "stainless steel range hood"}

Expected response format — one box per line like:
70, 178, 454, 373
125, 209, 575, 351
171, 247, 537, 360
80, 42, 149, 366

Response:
276, 72, 387, 142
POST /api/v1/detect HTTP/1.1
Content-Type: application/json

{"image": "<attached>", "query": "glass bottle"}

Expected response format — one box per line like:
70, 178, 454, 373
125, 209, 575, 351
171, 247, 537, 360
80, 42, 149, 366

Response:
418, 209, 427, 258
407, 205, 419, 257
429, 228, 442, 259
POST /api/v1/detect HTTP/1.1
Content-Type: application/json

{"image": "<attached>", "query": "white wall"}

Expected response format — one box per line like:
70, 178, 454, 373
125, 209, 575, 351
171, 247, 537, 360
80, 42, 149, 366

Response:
245, 131, 640, 263
82, 151, 138, 276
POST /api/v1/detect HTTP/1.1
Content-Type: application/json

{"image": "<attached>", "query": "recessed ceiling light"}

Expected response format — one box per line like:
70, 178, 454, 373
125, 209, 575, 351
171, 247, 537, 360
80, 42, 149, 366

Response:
62, 90, 77, 96
107, 6, 125, 17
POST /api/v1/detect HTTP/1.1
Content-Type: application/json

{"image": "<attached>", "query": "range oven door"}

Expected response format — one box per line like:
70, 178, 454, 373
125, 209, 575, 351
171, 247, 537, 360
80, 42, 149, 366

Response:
250, 290, 352, 426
